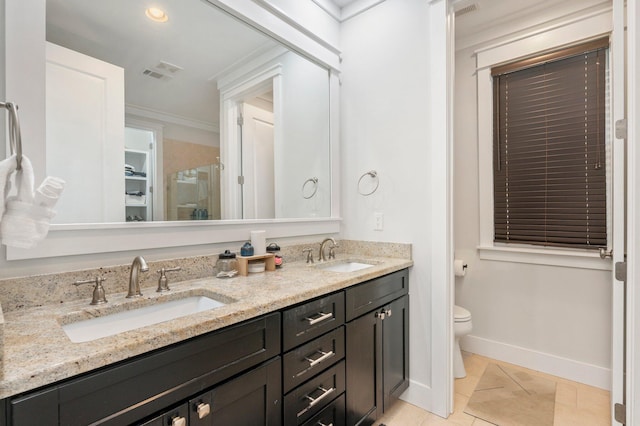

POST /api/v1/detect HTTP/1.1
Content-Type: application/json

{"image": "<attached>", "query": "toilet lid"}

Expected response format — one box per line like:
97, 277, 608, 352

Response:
454, 305, 471, 321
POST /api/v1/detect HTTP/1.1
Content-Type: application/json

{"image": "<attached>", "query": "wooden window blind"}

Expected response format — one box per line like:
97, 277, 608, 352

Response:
492, 39, 608, 249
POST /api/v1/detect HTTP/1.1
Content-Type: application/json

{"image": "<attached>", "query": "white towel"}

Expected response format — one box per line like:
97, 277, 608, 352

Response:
0, 155, 64, 249
35, 176, 65, 208
0, 154, 19, 222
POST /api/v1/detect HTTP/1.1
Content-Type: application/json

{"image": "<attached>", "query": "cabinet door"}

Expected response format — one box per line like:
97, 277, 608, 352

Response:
345, 311, 381, 426
382, 295, 409, 411
203, 357, 281, 426
345, 295, 410, 425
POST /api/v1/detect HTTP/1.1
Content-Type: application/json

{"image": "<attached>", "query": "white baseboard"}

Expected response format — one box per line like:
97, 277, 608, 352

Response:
462, 335, 611, 390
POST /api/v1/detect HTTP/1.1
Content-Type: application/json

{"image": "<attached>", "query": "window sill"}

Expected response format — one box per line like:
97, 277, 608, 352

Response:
477, 245, 612, 270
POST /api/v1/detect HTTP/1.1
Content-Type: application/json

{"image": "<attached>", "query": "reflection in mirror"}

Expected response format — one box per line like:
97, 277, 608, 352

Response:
45, 0, 331, 224
167, 164, 221, 221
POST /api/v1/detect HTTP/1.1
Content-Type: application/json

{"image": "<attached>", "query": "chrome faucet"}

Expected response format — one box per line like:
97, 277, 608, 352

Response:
318, 238, 338, 262
127, 256, 149, 298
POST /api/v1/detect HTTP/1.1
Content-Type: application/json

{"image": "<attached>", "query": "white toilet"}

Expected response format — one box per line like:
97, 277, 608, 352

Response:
453, 305, 472, 378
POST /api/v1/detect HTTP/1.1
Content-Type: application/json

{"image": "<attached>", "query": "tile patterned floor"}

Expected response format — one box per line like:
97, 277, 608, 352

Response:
375, 352, 611, 426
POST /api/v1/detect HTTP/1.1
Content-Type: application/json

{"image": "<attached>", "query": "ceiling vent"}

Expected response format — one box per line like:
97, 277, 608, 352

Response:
142, 61, 183, 82
142, 68, 173, 81
455, 2, 478, 17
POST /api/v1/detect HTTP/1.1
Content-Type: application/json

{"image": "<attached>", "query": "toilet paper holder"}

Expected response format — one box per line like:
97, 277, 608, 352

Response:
454, 259, 468, 277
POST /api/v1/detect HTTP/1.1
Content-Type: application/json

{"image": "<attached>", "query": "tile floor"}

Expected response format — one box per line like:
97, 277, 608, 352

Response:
375, 352, 611, 426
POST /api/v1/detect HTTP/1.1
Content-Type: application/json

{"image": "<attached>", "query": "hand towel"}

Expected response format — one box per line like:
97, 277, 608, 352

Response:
0, 154, 18, 222
35, 176, 65, 208
0, 155, 64, 249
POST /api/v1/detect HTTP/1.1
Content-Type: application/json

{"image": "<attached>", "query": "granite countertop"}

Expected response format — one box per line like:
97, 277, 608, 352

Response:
0, 256, 412, 399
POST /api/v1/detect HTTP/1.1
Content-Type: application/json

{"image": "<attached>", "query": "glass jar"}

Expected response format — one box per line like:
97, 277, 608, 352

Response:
215, 250, 238, 278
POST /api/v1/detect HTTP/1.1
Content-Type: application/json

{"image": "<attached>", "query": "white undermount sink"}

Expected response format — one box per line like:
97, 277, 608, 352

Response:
316, 261, 375, 273
62, 296, 226, 343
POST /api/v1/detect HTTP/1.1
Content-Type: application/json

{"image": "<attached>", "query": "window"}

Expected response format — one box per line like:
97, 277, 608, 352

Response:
491, 38, 608, 250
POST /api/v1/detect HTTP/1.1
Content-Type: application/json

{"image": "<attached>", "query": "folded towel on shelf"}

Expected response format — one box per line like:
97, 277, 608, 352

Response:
0, 155, 65, 249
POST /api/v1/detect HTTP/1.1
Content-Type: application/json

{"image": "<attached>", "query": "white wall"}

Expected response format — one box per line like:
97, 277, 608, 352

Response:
340, 0, 435, 410
454, 8, 612, 388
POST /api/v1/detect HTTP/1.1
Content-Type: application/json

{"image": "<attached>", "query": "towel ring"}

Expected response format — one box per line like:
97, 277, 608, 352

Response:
358, 170, 379, 196
302, 177, 318, 199
1, 102, 22, 170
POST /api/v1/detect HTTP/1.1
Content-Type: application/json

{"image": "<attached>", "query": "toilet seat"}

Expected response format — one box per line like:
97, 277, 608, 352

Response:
454, 305, 471, 322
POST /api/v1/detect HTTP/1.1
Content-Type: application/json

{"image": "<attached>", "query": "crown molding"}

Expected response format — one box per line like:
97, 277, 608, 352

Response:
311, 0, 387, 22
125, 105, 219, 134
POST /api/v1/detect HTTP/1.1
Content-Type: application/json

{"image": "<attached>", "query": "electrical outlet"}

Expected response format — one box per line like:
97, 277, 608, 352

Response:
374, 212, 384, 231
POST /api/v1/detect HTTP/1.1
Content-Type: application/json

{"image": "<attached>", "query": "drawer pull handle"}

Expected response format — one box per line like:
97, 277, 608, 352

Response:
305, 311, 333, 325
171, 416, 187, 426
297, 386, 335, 417
304, 386, 335, 410
318, 423, 333, 426
196, 402, 211, 419
305, 350, 335, 367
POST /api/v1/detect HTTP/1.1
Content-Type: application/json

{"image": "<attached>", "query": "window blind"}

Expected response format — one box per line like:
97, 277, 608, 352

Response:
492, 41, 608, 249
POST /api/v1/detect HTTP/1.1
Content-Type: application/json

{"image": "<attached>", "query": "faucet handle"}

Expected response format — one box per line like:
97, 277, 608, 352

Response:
303, 248, 314, 264
157, 266, 181, 292
74, 277, 108, 305
328, 244, 338, 260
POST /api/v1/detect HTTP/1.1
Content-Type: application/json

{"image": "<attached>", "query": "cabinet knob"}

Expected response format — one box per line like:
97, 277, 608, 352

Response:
375, 311, 385, 320
196, 402, 211, 419
171, 416, 186, 426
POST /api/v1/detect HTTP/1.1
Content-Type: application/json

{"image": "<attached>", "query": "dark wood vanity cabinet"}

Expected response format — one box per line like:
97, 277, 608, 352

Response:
2, 268, 410, 426
345, 269, 410, 426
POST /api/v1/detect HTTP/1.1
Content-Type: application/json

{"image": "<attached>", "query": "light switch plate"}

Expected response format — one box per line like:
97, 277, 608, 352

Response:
374, 212, 384, 231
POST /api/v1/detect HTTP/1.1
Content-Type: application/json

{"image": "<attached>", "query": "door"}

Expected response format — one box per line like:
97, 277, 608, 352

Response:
346, 311, 380, 426
45, 42, 124, 223
382, 296, 410, 412
240, 102, 275, 219
611, 0, 626, 423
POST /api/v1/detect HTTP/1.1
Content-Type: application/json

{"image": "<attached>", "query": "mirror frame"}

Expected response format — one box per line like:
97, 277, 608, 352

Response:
4, 0, 341, 260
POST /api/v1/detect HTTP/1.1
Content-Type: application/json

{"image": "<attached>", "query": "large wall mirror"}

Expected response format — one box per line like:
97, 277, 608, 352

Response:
45, 0, 332, 225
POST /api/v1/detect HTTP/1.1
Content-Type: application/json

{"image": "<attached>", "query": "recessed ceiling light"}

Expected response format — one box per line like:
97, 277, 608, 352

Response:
145, 7, 168, 23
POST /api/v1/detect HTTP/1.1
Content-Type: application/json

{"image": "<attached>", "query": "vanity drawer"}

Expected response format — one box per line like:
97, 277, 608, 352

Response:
301, 393, 345, 426
283, 326, 345, 393
345, 269, 409, 321
284, 360, 345, 426
283, 292, 345, 351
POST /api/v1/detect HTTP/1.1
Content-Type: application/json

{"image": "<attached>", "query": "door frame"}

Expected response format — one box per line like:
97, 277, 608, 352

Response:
611, 0, 626, 423
125, 117, 164, 221
219, 65, 282, 220
627, 1, 639, 423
